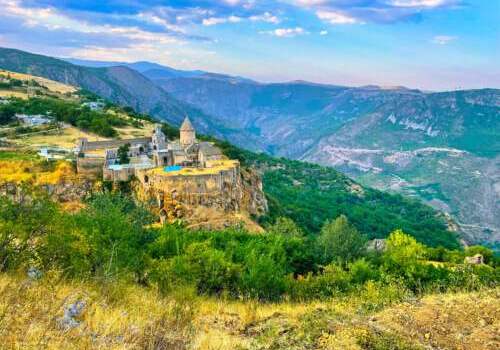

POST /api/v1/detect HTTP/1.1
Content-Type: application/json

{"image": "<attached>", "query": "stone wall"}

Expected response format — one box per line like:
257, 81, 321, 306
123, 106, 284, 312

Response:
103, 167, 136, 182
136, 166, 243, 213
80, 137, 151, 152
76, 157, 105, 177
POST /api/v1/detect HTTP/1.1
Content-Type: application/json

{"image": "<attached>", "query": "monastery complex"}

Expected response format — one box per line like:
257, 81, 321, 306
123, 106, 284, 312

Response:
75, 117, 255, 223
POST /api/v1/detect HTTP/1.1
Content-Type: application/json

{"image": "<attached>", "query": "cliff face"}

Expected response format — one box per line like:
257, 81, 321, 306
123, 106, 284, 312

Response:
134, 164, 267, 231
240, 167, 268, 217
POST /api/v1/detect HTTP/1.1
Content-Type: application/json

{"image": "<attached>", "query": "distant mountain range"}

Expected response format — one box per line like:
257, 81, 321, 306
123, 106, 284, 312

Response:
63, 58, 207, 79
1, 47, 499, 247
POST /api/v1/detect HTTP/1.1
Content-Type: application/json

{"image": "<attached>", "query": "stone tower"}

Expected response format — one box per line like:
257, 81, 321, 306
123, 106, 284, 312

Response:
180, 116, 196, 147
152, 124, 166, 150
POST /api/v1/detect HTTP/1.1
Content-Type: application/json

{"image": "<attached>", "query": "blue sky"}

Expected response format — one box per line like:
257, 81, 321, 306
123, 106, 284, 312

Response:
0, 0, 498, 90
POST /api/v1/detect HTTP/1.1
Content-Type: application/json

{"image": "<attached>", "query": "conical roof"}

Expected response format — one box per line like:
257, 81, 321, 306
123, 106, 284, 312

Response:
180, 116, 194, 131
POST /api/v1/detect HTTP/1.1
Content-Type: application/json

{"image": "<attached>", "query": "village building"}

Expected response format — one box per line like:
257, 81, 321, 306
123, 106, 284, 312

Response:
82, 101, 105, 111
16, 113, 52, 126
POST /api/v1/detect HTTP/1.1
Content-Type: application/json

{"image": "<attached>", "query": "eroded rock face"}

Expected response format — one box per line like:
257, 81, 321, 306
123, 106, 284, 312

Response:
240, 167, 268, 217
0, 180, 94, 203
135, 164, 268, 230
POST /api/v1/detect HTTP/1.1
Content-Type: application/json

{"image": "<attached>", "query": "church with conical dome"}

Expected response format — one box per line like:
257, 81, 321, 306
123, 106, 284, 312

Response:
180, 116, 196, 147
77, 116, 225, 181
142, 116, 224, 169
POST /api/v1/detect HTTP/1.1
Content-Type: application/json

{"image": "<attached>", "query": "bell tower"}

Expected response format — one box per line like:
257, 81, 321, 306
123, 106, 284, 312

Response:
180, 116, 196, 147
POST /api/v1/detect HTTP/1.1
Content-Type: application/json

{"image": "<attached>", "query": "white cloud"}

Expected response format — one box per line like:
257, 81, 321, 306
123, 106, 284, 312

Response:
249, 12, 280, 24
202, 15, 242, 26
261, 27, 306, 38
136, 12, 186, 33
203, 12, 279, 26
319, 30, 328, 35
432, 35, 457, 44
0, 0, 182, 44
316, 10, 360, 25
294, 0, 461, 24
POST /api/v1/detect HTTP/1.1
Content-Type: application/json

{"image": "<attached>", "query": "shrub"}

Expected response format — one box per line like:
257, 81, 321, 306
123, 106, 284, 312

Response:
348, 259, 379, 285
240, 251, 286, 301
287, 263, 351, 301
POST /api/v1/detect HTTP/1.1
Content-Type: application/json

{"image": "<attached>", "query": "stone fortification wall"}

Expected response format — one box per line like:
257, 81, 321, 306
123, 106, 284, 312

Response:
103, 167, 136, 182
81, 137, 151, 151
136, 166, 242, 212
76, 157, 105, 177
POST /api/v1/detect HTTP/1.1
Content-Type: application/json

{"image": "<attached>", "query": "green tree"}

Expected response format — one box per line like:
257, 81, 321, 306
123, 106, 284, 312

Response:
267, 217, 304, 238
318, 215, 367, 265
73, 193, 152, 280
384, 230, 425, 266
465, 245, 494, 265
117, 143, 131, 164
0, 104, 16, 125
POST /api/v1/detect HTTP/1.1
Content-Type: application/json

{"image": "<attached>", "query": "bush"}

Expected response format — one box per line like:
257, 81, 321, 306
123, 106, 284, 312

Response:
287, 263, 351, 301
240, 251, 286, 301
152, 242, 240, 296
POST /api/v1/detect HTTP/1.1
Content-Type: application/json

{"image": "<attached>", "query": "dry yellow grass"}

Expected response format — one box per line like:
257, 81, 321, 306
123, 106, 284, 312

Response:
115, 122, 156, 139
8, 125, 107, 149
7, 121, 156, 150
2, 271, 497, 350
374, 289, 500, 350
0, 159, 79, 185
0, 69, 77, 94
0, 90, 28, 99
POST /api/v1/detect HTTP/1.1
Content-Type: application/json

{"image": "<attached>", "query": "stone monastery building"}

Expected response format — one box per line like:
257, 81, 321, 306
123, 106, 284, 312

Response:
76, 117, 245, 221
76, 117, 225, 180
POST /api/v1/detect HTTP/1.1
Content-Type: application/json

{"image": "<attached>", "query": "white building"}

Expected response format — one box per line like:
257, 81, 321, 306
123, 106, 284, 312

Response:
16, 114, 52, 126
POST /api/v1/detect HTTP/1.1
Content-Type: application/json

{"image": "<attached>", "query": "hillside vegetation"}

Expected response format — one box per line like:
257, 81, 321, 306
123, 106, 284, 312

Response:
210, 140, 459, 248
0, 189, 498, 349
1, 272, 498, 349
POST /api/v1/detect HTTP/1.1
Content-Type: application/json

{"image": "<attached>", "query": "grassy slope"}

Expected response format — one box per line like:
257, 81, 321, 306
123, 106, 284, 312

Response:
1, 273, 498, 350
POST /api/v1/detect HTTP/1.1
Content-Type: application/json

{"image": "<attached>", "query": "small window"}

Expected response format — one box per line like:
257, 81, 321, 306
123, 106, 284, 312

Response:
144, 175, 149, 183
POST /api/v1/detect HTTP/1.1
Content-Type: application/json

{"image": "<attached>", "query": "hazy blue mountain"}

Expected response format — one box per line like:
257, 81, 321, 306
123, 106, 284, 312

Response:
0, 47, 238, 139
64, 57, 206, 78
155, 75, 500, 247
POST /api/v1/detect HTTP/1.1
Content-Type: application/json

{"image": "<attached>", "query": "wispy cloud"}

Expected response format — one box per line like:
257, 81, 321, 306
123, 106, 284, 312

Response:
295, 0, 462, 24
316, 10, 360, 25
249, 12, 281, 24
390, 0, 456, 8
261, 27, 306, 37
203, 15, 242, 26
432, 35, 457, 44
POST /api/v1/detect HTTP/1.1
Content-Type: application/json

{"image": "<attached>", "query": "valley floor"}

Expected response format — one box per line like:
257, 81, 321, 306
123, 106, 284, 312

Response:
1, 273, 498, 350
